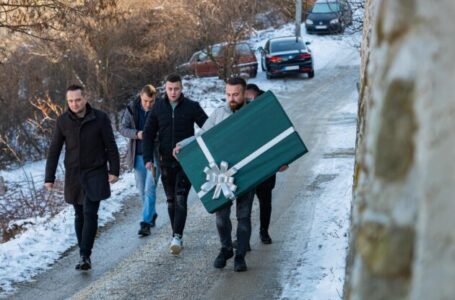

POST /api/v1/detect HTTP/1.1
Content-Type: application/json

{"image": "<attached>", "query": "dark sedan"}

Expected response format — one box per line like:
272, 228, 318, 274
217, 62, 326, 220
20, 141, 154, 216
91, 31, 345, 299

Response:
259, 36, 314, 79
305, 0, 353, 34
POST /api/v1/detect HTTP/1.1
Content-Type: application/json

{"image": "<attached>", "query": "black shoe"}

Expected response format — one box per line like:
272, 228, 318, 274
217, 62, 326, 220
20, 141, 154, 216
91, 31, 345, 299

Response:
234, 255, 247, 272
150, 213, 158, 228
213, 247, 234, 269
232, 240, 251, 252
138, 222, 151, 236
260, 229, 272, 244
79, 256, 91, 271
75, 262, 81, 270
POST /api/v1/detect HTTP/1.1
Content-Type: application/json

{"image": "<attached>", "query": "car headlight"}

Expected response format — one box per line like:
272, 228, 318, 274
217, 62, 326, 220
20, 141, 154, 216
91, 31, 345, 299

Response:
330, 19, 339, 24
306, 19, 313, 25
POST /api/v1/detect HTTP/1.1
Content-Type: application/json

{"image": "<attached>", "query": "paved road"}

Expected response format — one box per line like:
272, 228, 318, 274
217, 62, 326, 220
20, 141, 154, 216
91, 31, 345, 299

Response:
10, 59, 359, 300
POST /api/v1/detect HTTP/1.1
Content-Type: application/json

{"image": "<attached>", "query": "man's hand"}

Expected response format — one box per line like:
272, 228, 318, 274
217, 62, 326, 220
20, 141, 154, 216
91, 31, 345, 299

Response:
44, 182, 54, 191
173, 145, 182, 160
108, 174, 119, 184
278, 164, 289, 172
145, 162, 154, 171
137, 131, 144, 140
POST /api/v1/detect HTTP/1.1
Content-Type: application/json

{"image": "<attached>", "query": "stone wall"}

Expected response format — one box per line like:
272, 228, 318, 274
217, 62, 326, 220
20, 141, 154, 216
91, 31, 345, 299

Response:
347, 1, 455, 299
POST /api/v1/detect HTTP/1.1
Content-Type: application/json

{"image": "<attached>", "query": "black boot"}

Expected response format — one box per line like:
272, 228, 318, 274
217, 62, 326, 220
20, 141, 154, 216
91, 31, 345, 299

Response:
78, 256, 91, 271
213, 247, 234, 269
260, 228, 272, 244
234, 255, 247, 272
138, 222, 151, 236
150, 213, 158, 228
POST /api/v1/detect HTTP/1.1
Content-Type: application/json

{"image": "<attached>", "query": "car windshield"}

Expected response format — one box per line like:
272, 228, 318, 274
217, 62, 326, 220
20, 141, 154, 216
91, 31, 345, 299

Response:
235, 43, 252, 55
271, 39, 306, 53
311, 2, 340, 13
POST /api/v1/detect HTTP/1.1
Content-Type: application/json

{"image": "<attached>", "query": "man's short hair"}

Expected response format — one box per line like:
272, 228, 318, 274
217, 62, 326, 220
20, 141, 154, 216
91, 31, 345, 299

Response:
141, 84, 157, 98
226, 77, 246, 91
246, 83, 261, 94
67, 84, 84, 93
165, 73, 182, 83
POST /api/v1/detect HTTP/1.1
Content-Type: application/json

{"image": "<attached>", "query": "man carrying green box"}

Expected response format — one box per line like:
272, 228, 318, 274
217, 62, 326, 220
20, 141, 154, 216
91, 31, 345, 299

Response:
174, 77, 290, 272
175, 77, 252, 271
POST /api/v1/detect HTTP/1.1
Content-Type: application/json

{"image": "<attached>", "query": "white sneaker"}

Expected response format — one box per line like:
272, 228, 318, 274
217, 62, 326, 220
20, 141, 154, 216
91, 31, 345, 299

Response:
170, 235, 183, 255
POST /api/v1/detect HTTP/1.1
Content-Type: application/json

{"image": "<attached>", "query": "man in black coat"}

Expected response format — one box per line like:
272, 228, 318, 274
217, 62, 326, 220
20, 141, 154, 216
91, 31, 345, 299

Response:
45, 84, 120, 271
245, 83, 288, 245
143, 74, 207, 255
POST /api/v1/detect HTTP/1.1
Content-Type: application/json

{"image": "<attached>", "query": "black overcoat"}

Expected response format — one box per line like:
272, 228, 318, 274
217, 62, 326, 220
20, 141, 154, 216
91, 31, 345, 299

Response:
45, 104, 120, 204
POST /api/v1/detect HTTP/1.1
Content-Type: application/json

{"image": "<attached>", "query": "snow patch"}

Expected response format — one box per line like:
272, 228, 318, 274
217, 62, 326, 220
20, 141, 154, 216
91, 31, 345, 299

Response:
0, 172, 136, 295
280, 96, 357, 300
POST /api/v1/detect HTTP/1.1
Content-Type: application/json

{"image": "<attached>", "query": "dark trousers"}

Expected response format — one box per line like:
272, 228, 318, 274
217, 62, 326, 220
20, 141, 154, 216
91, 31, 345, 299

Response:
256, 174, 276, 231
216, 190, 255, 257
161, 165, 191, 237
73, 196, 100, 258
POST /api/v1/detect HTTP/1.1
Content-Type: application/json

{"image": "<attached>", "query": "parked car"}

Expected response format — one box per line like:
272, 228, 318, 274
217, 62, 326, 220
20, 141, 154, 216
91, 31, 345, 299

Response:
259, 36, 314, 79
305, 0, 352, 34
176, 42, 258, 78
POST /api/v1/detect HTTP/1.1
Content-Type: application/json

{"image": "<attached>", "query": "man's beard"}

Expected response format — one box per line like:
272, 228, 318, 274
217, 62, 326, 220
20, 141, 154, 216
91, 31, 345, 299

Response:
229, 101, 244, 111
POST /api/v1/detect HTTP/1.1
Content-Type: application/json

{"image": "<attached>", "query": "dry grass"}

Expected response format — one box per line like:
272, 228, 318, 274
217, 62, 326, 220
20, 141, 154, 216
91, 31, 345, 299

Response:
0, 176, 64, 242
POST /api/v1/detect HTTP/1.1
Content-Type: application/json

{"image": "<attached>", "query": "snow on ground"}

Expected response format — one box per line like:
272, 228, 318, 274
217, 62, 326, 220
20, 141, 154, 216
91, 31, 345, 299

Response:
0, 135, 134, 295
0, 173, 136, 295
280, 96, 358, 300
0, 22, 361, 297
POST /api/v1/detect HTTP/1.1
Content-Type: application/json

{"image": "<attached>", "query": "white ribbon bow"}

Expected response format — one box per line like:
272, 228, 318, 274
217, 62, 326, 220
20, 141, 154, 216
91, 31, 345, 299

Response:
200, 161, 237, 200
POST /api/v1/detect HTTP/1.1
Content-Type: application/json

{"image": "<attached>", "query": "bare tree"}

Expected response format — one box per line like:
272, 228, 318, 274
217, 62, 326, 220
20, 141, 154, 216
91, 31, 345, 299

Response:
0, 0, 117, 39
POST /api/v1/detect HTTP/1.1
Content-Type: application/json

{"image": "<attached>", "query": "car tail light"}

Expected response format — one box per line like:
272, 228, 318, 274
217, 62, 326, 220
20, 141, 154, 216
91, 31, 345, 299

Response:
299, 53, 312, 59
266, 55, 282, 63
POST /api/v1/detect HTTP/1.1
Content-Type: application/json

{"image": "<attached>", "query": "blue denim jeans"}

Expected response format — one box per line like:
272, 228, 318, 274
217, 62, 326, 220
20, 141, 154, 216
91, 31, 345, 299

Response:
134, 155, 159, 224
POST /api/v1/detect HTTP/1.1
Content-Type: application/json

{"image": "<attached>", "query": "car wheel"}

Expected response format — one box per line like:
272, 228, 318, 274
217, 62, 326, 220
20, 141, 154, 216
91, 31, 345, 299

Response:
308, 71, 315, 78
250, 69, 257, 78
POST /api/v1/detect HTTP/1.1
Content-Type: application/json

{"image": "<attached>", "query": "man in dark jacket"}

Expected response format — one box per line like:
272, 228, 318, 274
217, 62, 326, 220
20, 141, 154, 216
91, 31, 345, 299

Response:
45, 85, 120, 271
245, 83, 288, 245
120, 84, 160, 237
143, 74, 207, 255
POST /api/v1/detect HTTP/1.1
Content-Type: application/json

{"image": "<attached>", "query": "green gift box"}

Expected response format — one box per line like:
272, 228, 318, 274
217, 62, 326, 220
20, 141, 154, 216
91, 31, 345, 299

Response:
176, 91, 308, 213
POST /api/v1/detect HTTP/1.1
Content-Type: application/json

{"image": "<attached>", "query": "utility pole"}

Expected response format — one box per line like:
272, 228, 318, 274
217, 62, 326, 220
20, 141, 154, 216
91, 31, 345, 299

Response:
295, 0, 302, 37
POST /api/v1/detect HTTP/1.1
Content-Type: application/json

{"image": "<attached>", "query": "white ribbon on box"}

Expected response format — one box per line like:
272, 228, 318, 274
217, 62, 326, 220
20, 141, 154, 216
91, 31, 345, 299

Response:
196, 127, 295, 200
